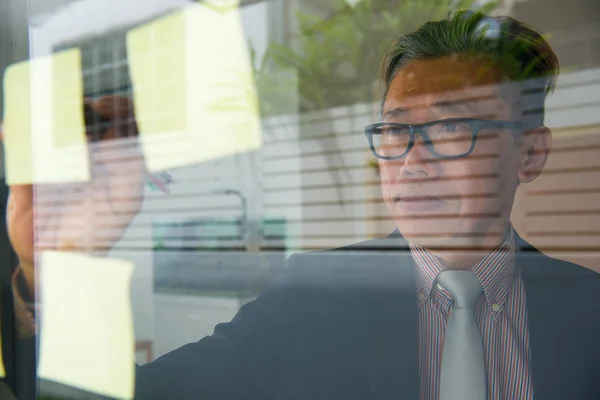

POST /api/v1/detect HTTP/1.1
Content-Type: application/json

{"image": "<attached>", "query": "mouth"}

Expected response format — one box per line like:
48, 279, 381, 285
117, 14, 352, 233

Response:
396, 193, 447, 213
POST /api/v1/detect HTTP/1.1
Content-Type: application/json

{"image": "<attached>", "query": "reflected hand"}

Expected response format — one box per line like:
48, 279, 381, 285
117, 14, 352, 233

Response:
5, 96, 146, 296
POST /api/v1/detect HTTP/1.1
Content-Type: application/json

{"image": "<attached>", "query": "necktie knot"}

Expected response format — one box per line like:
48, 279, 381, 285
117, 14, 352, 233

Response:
436, 270, 483, 309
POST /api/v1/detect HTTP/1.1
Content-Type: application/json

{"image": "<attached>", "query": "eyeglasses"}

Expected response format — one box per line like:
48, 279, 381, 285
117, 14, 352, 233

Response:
364, 118, 522, 160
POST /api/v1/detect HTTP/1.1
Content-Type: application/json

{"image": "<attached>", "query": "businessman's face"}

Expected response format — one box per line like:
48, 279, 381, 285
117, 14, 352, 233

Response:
379, 56, 529, 254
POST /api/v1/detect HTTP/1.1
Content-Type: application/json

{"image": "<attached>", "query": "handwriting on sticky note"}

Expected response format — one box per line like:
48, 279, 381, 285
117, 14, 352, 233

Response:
38, 252, 134, 399
127, 1, 262, 172
3, 48, 89, 185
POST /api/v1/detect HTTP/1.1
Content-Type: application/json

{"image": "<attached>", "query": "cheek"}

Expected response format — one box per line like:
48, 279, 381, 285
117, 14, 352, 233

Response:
457, 158, 509, 214
378, 161, 398, 194
446, 158, 498, 208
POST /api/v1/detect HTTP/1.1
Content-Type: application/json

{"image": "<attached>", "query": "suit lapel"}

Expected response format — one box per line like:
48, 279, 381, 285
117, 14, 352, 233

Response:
363, 234, 420, 400
369, 288, 420, 400
520, 260, 559, 400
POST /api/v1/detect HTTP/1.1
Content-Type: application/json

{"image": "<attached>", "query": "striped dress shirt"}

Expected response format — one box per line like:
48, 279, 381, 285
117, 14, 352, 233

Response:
410, 228, 534, 400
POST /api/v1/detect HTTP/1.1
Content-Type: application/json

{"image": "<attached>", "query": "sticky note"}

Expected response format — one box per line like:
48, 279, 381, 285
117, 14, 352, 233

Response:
38, 252, 135, 399
3, 59, 33, 184
127, 0, 262, 172
3, 48, 89, 184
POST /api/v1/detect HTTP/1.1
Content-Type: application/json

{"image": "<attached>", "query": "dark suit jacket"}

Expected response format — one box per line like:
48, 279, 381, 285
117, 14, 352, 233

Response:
3, 231, 600, 399
134, 231, 600, 400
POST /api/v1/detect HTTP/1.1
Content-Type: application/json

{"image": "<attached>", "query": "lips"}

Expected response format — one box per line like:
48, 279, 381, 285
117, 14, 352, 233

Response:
397, 192, 446, 213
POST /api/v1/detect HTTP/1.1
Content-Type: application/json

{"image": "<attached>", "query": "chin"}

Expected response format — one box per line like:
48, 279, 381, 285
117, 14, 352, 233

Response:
399, 229, 458, 249
395, 217, 476, 250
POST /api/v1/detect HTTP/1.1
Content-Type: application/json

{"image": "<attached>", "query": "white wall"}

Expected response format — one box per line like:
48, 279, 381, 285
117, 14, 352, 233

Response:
545, 68, 600, 130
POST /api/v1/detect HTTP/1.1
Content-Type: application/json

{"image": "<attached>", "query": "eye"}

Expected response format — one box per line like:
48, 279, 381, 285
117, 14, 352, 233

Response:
437, 121, 468, 133
380, 125, 409, 137
380, 126, 410, 146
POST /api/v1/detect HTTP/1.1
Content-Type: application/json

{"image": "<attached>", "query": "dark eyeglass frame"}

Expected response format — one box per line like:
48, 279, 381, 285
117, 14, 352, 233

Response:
364, 118, 523, 160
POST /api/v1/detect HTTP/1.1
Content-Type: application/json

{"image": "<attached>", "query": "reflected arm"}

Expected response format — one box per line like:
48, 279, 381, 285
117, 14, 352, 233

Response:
2, 277, 37, 400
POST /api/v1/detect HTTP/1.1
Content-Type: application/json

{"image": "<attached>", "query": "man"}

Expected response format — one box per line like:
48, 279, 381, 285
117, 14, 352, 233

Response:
3, 10, 600, 400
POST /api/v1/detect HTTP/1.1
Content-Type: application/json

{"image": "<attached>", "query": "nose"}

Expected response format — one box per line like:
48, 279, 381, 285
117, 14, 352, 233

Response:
402, 133, 437, 180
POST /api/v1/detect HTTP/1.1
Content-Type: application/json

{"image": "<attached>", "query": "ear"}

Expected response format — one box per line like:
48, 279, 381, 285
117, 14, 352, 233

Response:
517, 126, 552, 184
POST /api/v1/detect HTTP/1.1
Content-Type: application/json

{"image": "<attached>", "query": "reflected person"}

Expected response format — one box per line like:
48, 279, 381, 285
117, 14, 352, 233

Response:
2, 95, 145, 399
4, 10, 600, 400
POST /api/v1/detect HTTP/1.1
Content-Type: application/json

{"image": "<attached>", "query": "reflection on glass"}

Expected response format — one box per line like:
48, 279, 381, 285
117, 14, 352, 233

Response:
1, 0, 600, 399
37, 252, 134, 399
3, 58, 33, 184
127, 1, 262, 173
3, 48, 89, 185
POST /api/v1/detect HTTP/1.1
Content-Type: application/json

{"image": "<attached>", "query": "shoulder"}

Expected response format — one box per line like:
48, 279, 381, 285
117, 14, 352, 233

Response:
543, 256, 600, 288
278, 234, 415, 293
518, 246, 600, 283
516, 231, 600, 281
287, 233, 411, 271
518, 245, 600, 312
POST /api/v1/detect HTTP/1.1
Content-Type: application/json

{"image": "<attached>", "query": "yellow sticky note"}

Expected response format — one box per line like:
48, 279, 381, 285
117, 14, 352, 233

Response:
127, 0, 262, 172
51, 50, 87, 149
38, 252, 134, 399
3, 49, 89, 184
3, 59, 33, 184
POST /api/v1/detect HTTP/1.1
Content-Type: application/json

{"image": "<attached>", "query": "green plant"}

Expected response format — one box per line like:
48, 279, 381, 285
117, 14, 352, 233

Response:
253, 0, 490, 115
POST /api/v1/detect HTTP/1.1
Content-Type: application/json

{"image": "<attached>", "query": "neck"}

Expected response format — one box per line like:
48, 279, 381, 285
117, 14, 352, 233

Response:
434, 249, 493, 270
428, 226, 512, 270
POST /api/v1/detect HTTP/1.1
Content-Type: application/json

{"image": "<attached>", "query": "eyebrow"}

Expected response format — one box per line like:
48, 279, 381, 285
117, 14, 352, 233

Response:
431, 99, 473, 114
382, 107, 407, 119
382, 95, 497, 119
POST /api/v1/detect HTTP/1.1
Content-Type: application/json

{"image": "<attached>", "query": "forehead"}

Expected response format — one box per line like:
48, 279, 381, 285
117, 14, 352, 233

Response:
384, 55, 511, 114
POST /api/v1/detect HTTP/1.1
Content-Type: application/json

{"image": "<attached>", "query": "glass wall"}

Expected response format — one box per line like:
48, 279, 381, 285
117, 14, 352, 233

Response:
1, 0, 599, 399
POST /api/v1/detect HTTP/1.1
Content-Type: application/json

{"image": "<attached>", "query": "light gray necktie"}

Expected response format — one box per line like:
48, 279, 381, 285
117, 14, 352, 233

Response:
437, 270, 486, 400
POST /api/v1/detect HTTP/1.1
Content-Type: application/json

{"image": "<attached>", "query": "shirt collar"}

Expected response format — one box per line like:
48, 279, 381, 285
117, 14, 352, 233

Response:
410, 227, 516, 314
410, 242, 446, 307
